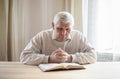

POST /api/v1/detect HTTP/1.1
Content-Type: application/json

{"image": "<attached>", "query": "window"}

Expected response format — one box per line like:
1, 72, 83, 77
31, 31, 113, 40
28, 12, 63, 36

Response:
83, 0, 120, 61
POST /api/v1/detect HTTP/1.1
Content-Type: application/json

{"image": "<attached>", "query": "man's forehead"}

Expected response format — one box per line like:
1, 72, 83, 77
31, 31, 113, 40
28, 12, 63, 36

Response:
56, 22, 71, 28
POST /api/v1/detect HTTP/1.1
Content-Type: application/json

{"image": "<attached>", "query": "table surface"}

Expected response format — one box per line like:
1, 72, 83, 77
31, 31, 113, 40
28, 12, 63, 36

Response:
0, 62, 120, 79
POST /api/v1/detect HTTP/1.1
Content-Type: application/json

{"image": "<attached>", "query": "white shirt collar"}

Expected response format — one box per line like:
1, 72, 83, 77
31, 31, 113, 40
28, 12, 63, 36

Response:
52, 30, 71, 41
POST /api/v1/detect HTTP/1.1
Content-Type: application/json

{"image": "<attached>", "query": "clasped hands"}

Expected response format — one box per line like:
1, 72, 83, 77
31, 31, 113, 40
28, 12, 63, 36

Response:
49, 48, 72, 63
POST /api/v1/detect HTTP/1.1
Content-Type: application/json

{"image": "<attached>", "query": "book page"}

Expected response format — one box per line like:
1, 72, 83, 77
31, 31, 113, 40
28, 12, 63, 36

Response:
61, 63, 84, 69
39, 63, 64, 71
39, 63, 85, 71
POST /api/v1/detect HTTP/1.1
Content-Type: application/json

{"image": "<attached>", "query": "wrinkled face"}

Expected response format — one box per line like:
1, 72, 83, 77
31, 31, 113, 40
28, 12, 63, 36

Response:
52, 21, 71, 42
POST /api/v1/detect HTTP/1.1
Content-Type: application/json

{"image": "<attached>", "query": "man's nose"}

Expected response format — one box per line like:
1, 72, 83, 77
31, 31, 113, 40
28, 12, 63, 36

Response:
61, 30, 66, 35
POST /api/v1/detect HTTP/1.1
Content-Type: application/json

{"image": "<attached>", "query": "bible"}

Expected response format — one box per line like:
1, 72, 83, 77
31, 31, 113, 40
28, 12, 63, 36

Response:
38, 63, 85, 72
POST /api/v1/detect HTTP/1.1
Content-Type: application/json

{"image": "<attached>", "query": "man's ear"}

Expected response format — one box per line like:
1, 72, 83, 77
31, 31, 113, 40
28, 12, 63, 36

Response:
52, 22, 54, 29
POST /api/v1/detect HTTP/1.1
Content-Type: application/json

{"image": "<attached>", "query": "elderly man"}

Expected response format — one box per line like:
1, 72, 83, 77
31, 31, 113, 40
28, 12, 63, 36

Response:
20, 11, 96, 65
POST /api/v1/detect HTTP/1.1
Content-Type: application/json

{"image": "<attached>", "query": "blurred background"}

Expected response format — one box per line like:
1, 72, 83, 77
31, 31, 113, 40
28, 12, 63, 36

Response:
0, 0, 120, 62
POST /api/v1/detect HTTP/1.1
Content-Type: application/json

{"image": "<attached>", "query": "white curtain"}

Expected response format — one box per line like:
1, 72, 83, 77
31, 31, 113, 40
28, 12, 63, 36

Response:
0, 0, 27, 61
0, 0, 66, 61
83, 0, 120, 61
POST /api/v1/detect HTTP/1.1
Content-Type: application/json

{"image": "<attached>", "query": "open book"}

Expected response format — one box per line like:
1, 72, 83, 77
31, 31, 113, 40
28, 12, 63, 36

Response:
38, 63, 85, 72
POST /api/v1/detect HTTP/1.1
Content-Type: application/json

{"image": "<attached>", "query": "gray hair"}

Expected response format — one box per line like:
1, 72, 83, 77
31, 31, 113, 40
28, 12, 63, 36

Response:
53, 11, 74, 27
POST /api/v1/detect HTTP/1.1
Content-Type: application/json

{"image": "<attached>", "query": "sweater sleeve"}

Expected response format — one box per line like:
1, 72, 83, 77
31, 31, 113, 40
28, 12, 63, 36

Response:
71, 32, 97, 64
71, 50, 97, 64
20, 32, 49, 65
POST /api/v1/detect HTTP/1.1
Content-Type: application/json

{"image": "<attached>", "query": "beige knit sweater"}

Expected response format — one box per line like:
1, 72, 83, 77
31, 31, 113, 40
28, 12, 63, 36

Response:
20, 29, 96, 65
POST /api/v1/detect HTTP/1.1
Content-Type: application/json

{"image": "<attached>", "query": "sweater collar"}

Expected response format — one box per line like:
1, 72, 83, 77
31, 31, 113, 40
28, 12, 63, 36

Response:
52, 30, 71, 41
